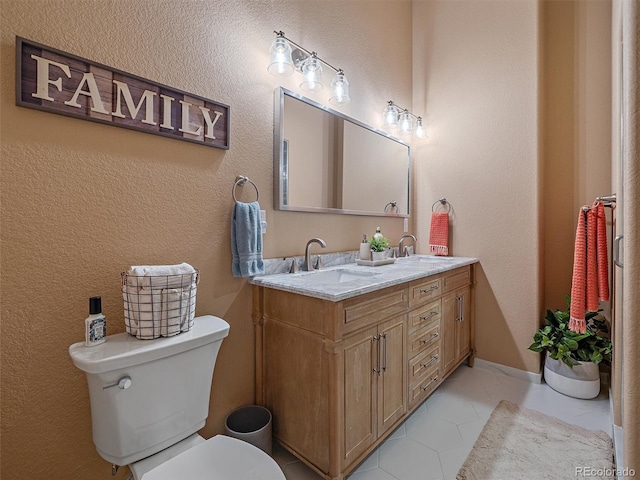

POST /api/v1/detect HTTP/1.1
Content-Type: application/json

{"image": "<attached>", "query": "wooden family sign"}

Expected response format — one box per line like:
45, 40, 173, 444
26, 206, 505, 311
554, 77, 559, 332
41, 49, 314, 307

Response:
16, 37, 230, 149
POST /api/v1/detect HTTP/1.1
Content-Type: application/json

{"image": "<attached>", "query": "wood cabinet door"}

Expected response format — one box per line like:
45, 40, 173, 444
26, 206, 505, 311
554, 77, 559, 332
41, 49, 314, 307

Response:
343, 326, 378, 466
441, 291, 457, 375
377, 315, 407, 436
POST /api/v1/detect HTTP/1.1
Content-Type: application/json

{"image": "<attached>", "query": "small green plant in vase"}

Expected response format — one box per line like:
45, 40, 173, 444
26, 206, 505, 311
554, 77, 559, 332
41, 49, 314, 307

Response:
369, 235, 389, 253
528, 300, 612, 368
528, 295, 612, 399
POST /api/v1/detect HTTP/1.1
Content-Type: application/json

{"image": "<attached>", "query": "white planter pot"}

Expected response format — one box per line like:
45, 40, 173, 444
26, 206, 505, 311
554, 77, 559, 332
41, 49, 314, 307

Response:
543, 352, 600, 399
371, 251, 387, 261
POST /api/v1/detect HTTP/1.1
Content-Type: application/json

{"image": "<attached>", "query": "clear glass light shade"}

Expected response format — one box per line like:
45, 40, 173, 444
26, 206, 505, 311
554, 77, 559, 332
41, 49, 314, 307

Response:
300, 56, 323, 91
399, 111, 413, 133
383, 104, 399, 129
268, 37, 294, 76
329, 72, 350, 106
415, 117, 427, 138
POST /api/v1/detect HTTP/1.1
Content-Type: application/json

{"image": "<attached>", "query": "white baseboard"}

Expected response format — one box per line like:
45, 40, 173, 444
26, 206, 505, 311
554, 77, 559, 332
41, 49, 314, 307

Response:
473, 358, 543, 384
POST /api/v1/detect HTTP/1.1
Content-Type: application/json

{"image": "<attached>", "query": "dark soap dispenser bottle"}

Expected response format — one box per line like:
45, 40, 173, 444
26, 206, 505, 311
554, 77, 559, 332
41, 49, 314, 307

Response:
85, 296, 106, 347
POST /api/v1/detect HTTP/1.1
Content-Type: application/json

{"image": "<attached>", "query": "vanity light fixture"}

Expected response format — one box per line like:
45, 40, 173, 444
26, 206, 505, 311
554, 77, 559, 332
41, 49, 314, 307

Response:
383, 101, 427, 138
268, 31, 350, 106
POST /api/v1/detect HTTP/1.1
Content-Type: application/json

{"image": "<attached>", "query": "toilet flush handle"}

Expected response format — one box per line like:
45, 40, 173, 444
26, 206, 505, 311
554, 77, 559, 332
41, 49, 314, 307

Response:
102, 376, 132, 390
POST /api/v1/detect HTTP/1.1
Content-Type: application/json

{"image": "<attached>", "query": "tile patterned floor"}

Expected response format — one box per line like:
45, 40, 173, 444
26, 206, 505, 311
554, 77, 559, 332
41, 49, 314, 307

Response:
271, 363, 612, 480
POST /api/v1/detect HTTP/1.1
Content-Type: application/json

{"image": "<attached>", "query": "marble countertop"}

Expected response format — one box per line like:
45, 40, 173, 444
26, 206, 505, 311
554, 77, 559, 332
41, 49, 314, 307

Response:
251, 255, 478, 302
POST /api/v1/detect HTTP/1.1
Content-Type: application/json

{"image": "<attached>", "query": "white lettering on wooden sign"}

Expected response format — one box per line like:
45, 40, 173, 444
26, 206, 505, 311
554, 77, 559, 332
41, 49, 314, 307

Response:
17, 37, 230, 150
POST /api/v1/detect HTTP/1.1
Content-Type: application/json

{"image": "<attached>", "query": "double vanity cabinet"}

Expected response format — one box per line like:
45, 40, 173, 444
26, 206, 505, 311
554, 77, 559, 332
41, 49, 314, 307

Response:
252, 258, 477, 480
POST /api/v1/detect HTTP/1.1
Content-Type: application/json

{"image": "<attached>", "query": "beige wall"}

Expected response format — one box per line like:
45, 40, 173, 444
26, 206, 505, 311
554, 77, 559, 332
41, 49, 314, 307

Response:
543, 0, 612, 309
412, 0, 543, 373
412, 0, 611, 374
1, 0, 620, 478
0, 1, 412, 479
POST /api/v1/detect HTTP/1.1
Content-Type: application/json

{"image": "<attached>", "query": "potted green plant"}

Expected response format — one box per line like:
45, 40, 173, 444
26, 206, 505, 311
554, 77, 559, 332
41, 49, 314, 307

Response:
528, 296, 612, 399
369, 235, 389, 261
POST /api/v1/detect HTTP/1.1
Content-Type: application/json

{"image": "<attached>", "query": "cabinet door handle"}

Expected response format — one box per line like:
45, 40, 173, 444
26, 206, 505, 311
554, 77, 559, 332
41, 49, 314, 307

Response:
461, 296, 465, 322
419, 285, 439, 294
455, 296, 462, 322
420, 354, 439, 369
381, 333, 387, 372
372, 335, 380, 375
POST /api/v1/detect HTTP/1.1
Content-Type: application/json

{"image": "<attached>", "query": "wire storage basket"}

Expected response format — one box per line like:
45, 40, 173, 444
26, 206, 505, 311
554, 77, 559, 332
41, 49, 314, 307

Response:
121, 270, 199, 340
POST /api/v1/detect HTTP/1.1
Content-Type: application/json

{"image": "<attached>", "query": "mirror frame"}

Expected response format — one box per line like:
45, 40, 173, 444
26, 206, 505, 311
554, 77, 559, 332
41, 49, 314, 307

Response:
273, 87, 411, 217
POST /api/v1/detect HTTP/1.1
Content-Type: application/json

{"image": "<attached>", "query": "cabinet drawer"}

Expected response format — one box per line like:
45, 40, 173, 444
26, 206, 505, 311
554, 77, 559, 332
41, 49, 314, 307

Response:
409, 323, 440, 358
409, 366, 440, 409
409, 277, 442, 307
408, 299, 441, 333
343, 286, 408, 334
442, 267, 470, 294
409, 344, 440, 384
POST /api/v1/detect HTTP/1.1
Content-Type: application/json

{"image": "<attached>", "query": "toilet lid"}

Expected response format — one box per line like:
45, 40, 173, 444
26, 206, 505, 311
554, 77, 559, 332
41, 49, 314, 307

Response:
141, 435, 285, 480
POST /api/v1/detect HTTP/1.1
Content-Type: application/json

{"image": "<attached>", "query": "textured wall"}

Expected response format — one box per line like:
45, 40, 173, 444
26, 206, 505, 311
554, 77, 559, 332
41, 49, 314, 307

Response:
412, 0, 611, 374
0, 1, 412, 479
1, 0, 619, 478
412, 0, 542, 373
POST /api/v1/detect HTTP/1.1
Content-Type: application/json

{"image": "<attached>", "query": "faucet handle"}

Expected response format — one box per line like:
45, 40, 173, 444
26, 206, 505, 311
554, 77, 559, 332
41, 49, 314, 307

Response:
289, 258, 299, 274
315, 255, 323, 270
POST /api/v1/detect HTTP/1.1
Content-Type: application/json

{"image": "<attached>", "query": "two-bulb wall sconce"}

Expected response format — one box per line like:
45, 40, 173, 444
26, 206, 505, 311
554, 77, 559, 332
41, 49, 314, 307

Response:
383, 101, 427, 138
267, 30, 350, 106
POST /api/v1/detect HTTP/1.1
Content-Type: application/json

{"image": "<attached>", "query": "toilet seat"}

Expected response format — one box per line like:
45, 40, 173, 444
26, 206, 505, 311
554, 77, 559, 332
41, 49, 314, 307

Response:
140, 435, 285, 480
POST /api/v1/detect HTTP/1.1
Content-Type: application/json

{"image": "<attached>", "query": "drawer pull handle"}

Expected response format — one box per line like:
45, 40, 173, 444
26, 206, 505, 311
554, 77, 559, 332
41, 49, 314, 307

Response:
420, 355, 439, 369
419, 285, 439, 294
419, 311, 439, 321
420, 332, 439, 344
421, 375, 439, 391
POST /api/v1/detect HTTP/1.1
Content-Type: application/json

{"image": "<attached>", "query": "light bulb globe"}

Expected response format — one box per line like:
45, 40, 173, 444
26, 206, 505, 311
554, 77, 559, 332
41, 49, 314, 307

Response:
383, 104, 399, 129
399, 110, 413, 134
268, 37, 294, 76
329, 72, 350, 106
415, 118, 427, 138
300, 56, 323, 92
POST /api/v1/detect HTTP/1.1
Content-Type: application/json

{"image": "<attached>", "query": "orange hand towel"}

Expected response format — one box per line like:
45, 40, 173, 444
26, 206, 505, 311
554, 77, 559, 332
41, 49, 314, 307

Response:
429, 212, 449, 256
569, 207, 588, 334
595, 202, 610, 302
586, 207, 599, 312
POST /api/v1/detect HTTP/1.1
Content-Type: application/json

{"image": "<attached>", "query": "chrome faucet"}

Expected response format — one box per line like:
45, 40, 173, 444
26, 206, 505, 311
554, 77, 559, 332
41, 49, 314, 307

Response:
304, 238, 327, 271
398, 234, 417, 257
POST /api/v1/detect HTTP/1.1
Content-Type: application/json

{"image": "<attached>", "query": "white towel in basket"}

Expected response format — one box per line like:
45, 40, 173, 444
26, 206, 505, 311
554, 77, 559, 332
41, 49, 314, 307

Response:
161, 287, 194, 337
126, 263, 196, 288
123, 287, 164, 339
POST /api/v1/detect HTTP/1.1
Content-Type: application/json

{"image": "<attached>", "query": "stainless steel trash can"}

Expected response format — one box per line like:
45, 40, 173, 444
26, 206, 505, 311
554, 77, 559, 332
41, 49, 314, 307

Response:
224, 405, 272, 455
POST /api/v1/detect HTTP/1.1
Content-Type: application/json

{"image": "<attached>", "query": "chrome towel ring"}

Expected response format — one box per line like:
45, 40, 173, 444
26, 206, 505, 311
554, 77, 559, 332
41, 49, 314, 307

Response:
431, 197, 451, 213
384, 201, 398, 213
232, 175, 260, 203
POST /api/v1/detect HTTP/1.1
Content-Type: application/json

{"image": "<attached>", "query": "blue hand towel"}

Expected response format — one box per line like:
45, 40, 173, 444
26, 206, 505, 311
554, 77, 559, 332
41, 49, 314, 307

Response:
231, 201, 264, 277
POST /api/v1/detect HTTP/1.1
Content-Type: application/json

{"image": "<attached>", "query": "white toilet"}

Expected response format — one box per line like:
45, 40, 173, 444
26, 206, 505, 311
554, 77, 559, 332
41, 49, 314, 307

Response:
69, 315, 285, 480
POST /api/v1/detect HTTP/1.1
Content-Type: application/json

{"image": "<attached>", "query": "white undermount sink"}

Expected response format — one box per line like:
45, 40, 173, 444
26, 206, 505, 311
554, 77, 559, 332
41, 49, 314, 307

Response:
295, 268, 380, 284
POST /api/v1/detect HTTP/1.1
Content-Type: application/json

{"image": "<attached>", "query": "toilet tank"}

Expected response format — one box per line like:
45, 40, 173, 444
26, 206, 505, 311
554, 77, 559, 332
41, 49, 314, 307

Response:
69, 315, 230, 466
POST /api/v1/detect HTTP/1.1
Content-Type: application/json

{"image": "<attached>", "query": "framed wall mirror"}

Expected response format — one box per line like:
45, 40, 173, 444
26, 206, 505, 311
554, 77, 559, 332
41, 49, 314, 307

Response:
274, 88, 411, 217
